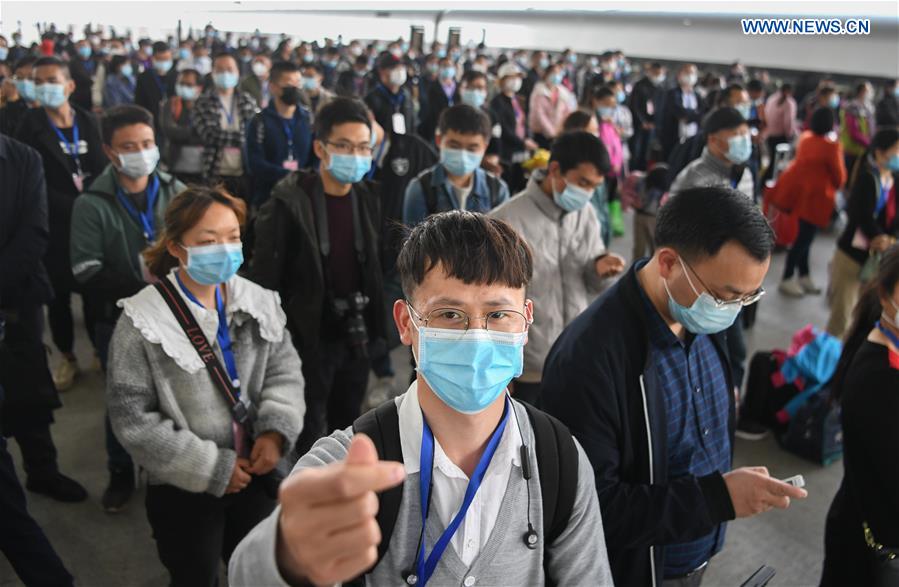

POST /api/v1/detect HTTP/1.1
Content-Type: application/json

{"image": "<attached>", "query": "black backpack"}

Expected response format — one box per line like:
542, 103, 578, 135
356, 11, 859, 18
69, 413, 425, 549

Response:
351, 399, 579, 585
417, 167, 504, 215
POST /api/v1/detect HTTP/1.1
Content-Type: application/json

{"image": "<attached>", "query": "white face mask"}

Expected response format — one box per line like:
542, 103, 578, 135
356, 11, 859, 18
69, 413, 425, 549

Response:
117, 146, 160, 178
251, 62, 269, 77
889, 299, 899, 327
389, 67, 407, 87
503, 78, 522, 94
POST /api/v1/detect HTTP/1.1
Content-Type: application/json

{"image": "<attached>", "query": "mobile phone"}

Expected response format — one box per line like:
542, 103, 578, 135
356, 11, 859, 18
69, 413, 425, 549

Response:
781, 474, 805, 488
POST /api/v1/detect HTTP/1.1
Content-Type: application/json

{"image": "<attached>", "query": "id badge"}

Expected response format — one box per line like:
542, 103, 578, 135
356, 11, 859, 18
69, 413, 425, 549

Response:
647, 100, 654, 117
282, 159, 299, 171
73, 173, 84, 192
392, 112, 406, 135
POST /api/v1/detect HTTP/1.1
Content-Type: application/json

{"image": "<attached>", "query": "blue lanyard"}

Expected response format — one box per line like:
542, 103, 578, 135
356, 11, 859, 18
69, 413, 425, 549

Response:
46, 112, 82, 176
875, 175, 891, 218
415, 399, 510, 587
378, 82, 405, 111
219, 95, 236, 126
281, 117, 294, 153
115, 174, 160, 242
877, 321, 899, 350
175, 272, 240, 392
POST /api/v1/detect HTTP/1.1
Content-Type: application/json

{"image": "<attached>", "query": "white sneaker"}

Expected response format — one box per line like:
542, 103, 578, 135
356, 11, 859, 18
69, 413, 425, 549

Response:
52, 358, 80, 391
798, 275, 822, 295
364, 376, 397, 411
779, 278, 805, 298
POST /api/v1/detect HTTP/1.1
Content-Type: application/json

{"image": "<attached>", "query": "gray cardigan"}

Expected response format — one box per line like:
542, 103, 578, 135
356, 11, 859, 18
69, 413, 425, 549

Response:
107, 273, 305, 497
228, 393, 614, 586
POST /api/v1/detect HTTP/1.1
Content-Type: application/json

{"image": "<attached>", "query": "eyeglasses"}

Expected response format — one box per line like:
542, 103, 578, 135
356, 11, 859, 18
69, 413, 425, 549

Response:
406, 301, 531, 334
680, 257, 765, 309
324, 140, 374, 156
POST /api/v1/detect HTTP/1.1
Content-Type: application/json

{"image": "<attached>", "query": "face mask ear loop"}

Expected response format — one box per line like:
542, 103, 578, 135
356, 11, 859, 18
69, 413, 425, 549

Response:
677, 256, 703, 299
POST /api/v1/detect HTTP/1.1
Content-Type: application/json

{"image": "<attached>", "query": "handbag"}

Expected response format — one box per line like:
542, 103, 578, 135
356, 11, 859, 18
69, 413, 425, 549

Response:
153, 277, 284, 498
864, 522, 899, 587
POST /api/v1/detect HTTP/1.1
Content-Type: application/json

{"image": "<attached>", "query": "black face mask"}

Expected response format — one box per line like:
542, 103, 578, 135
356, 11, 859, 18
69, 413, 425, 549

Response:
280, 86, 301, 105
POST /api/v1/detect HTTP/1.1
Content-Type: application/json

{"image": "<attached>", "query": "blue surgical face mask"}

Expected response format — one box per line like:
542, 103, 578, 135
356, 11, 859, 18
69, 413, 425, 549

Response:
828, 94, 840, 109
439, 66, 456, 81
175, 83, 199, 100
440, 147, 483, 177
153, 59, 173, 75
665, 257, 741, 334
893, 86, 899, 99
616, 90, 627, 104
213, 71, 239, 90
182, 242, 244, 285
725, 132, 752, 164
302, 75, 319, 91
597, 106, 616, 120
15, 79, 36, 102
410, 316, 526, 414
460, 88, 486, 108
77, 45, 92, 60
121, 63, 134, 78
539, 57, 550, 70
553, 178, 592, 212
326, 152, 372, 184
35, 83, 67, 109
735, 103, 751, 120
549, 72, 564, 85
436, 48, 447, 59
179, 48, 191, 60
888, 154, 899, 173
0, 47, 8, 61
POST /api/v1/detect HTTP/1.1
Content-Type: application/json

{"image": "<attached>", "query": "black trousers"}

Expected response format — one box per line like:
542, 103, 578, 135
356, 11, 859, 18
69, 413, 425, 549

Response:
145, 479, 275, 587
295, 339, 370, 457
0, 304, 62, 481
783, 219, 818, 279
0, 428, 73, 586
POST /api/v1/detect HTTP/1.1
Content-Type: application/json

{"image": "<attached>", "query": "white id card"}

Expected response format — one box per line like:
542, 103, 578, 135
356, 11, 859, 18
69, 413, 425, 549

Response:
392, 112, 406, 135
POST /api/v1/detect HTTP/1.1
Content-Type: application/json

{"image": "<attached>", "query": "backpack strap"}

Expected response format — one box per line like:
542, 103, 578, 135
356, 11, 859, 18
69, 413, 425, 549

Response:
351, 401, 404, 574
419, 168, 439, 215
484, 172, 503, 209
521, 401, 580, 571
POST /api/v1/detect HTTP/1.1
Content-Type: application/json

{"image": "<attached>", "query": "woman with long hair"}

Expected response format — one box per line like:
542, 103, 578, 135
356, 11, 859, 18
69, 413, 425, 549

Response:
826, 128, 899, 338
821, 245, 899, 586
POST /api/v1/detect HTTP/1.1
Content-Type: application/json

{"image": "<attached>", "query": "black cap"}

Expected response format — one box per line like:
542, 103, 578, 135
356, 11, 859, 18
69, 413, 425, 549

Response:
703, 107, 747, 134
376, 51, 402, 71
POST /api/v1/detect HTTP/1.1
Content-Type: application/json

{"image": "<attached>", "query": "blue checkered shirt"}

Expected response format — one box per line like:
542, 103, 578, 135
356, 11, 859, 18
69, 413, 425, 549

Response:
637, 271, 732, 577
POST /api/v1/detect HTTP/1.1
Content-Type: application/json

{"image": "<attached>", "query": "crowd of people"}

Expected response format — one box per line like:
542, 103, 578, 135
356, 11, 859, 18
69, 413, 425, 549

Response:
1, 21, 898, 587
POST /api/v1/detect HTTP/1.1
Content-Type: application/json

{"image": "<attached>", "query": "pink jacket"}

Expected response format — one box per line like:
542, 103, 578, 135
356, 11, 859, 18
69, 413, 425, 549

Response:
528, 82, 576, 138
598, 120, 623, 175
764, 92, 798, 138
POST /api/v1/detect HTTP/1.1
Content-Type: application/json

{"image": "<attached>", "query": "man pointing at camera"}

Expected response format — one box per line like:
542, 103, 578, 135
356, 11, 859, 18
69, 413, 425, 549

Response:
230, 211, 613, 586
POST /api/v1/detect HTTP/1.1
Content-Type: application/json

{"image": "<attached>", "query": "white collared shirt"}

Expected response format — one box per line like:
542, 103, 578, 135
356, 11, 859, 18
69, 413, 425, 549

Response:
397, 381, 522, 567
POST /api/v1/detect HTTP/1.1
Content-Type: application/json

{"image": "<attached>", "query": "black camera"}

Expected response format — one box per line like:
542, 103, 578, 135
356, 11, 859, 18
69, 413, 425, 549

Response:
330, 292, 370, 358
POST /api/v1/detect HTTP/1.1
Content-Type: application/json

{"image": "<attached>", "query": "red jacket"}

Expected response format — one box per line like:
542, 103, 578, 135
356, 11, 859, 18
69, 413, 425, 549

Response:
772, 131, 847, 227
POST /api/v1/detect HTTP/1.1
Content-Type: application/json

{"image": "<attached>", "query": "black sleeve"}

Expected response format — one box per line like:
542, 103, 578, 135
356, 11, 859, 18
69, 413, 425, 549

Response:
246, 196, 289, 294
848, 170, 882, 239
0, 146, 49, 287
541, 342, 735, 551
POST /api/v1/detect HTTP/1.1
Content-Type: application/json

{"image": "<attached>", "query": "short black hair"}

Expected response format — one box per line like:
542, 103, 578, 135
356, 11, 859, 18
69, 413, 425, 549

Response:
376, 51, 402, 71
809, 107, 835, 136
549, 131, 611, 176
746, 79, 764, 93
561, 109, 594, 132
461, 69, 487, 85
593, 86, 615, 101
301, 62, 323, 75
703, 107, 746, 135
270, 60, 299, 83
177, 68, 201, 84
397, 211, 533, 299
152, 41, 170, 56
314, 97, 372, 142
213, 52, 237, 67
655, 186, 774, 262
12, 55, 38, 74
101, 104, 155, 145
354, 55, 369, 67
437, 104, 491, 139
33, 56, 70, 80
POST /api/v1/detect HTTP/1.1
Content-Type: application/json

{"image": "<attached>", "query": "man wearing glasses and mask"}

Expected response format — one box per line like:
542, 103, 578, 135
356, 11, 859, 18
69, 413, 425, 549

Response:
542, 187, 808, 587
231, 211, 614, 586
249, 97, 387, 458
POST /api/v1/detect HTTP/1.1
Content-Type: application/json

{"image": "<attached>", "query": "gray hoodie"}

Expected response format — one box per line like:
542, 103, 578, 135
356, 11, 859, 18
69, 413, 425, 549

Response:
490, 171, 608, 382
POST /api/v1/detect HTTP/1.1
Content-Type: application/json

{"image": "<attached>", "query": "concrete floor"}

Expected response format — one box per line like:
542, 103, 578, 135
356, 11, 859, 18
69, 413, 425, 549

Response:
1, 211, 843, 587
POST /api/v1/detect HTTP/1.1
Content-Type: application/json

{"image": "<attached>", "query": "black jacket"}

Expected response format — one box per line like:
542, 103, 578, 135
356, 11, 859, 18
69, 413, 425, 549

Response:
13, 104, 106, 290
134, 68, 177, 130
364, 84, 416, 139
542, 263, 736, 587
418, 80, 458, 142
629, 77, 662, 128
659, 87, 704, 161
489, 92, 528, 163
247, 170, 386, 357
837, 162, 899, 265
0, 135, 53, 308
